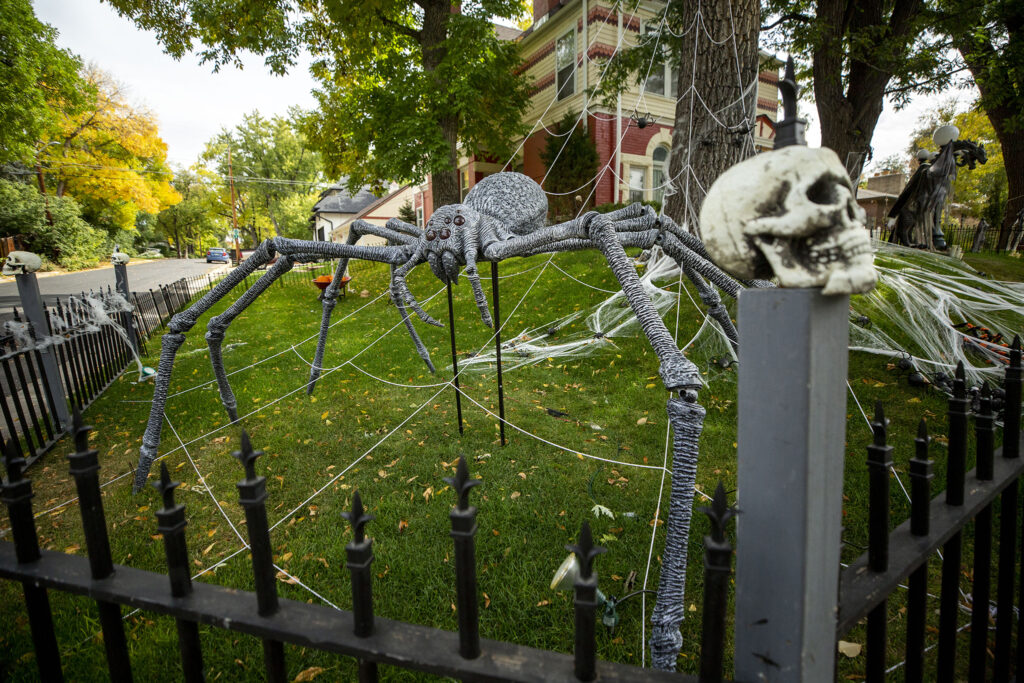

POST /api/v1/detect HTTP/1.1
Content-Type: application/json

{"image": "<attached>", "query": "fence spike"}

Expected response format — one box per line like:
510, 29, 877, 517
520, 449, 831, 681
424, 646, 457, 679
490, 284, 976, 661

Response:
444, 457, 481, 511
699, 481, 737, 544
342, 490, 375, 544
567, 521, 606, 582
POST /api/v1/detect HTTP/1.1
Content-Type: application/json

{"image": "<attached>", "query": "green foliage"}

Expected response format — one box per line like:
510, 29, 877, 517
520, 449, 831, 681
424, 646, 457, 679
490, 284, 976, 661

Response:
540, 112, 599, 220
201, 109, 323, 245
0, 179, 106, 270
101, 0, 533, 206
0, 0, 86, 164
398, 200, 417, 225
156, 167, 225, 256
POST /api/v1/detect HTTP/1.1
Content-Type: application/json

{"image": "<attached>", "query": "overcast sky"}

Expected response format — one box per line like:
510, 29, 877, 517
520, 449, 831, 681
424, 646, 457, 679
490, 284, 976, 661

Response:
35, 0, 970, 175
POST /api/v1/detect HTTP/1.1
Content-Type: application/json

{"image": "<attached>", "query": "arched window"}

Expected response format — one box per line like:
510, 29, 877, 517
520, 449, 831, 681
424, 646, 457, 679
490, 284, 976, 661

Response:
652, 146, 670, 205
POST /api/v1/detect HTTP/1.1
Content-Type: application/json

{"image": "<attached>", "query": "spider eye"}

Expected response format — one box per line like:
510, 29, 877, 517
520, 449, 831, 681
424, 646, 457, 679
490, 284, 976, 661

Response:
425, 230, 436, 241
453, 215, 465, 226
445, 217, 452, 224
439, 228, 451, 239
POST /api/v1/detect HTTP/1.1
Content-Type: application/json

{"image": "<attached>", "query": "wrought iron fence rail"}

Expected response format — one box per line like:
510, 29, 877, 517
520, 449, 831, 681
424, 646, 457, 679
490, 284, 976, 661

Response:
837, 434, 1024, 636
0, 543, 691, 682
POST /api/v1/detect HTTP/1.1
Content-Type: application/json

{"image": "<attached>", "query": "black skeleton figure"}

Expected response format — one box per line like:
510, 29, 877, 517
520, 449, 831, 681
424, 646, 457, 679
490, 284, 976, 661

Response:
888, 134, 988, 249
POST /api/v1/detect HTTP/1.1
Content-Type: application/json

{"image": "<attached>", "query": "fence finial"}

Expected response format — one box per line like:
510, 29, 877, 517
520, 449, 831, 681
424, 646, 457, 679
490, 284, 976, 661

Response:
871, 401, 888, 446
774, 56, 807, 149
153, 462, 180, 509
233, 430, 261, 481
72, 405, 90, 453
444, 457, 481, 511
1, 439, 24, 482
343, 490, 374, 544
916, 418, 928, 442
567, 521, 606, 581
700, 481, 738, 544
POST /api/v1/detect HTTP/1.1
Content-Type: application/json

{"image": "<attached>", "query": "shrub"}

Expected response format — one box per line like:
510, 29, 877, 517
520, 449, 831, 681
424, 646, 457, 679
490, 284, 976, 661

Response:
0, 178, 106, 269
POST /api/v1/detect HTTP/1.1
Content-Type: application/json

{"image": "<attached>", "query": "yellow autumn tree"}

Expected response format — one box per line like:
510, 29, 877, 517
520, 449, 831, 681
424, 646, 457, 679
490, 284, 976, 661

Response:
36, 66, 180, 235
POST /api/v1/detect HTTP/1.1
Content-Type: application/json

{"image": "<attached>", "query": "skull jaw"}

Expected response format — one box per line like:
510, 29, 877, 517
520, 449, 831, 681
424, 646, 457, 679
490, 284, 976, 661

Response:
753, 232, 876, 295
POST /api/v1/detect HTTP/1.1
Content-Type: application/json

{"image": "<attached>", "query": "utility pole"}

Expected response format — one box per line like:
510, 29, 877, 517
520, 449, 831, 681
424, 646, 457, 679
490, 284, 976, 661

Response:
228, 143, 240, 263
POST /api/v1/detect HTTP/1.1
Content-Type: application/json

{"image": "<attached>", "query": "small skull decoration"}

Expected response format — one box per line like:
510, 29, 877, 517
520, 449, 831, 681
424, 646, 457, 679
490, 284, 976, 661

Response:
111, 247, 130, 266
700, 145, 876, 295
2, 251, 43, 276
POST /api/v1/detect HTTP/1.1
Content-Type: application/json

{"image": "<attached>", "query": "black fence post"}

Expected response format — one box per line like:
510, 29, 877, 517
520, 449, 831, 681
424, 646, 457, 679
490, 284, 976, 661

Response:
342, 490, 378, 683
153, 463, 205, 682
970, 386, 995, 682
699, 482, 735, 683
67, 411, 134, 682
233, 432, 286, 683
866, 402, 893, 681
14, 270, 71, 432
568, 521, 605, 682
937, 361, 969, 683
445, 457, 481, 659
905, 420, 933, 683
0, 440, 64, 681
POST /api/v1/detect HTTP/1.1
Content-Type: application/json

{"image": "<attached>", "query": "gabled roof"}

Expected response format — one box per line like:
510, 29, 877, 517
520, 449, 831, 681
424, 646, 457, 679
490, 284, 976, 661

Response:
494, 23, 523, 41
313, 186, 379, 215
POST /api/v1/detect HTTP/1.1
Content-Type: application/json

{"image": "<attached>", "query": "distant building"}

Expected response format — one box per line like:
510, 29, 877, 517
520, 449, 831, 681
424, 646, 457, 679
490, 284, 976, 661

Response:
311, 183, 380, 242
413, 1, 779, 221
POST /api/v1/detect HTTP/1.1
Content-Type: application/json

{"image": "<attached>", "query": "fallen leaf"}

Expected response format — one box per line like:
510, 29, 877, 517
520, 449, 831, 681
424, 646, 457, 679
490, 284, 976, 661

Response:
837, 641, 862, 658
510, 491, 521, 500
637, 417, 648, 425
423, 486, 433, 503
398, 520, 409, 533
536, 600, 551, 607
292, 666, 325, 682
275, 571, 298, 585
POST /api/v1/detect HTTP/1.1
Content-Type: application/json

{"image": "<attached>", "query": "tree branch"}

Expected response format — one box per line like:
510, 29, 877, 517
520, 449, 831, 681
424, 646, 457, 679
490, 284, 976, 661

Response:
376, 11, 422, 41
760, 13, 812, 31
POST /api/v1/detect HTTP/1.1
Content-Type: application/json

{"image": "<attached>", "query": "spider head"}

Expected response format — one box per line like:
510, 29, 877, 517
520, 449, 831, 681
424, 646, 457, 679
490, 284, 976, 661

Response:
423, 204, 481, 282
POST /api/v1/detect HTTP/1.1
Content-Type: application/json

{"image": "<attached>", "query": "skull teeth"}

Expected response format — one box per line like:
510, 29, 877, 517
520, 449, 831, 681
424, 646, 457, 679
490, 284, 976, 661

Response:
807, 239, 871, 265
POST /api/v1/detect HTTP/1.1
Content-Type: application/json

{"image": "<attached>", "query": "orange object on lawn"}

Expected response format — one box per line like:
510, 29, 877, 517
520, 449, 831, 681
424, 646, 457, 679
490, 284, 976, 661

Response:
313, 275, 352, 293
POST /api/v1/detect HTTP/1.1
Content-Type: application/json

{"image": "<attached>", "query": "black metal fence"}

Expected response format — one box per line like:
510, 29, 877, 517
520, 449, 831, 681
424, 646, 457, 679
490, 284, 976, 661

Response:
838, 342, 1023, 681
0, 261, 361, 470
870, 224, 1024, 254
0, 420, 734, 682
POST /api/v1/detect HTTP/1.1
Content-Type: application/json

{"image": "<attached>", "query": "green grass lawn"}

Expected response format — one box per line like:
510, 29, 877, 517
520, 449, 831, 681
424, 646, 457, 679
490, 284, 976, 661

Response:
0, 248, 1019, 681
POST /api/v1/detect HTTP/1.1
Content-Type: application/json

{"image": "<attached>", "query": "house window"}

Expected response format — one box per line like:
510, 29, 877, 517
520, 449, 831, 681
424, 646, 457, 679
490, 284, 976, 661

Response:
652, 146, 670, 205
416, 206, 424, 228
669, 65, 678, 98
642, 25, 666, 96
629, 166, 645, 204
556, 30, 576, 101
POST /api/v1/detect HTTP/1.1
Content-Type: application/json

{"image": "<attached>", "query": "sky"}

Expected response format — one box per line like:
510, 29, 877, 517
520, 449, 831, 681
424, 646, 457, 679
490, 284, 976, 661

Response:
35, 0, 971, 174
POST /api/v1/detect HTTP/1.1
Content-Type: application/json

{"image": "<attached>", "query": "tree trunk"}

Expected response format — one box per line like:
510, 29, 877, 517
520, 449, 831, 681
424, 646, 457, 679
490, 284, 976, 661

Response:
664, 0, 760, 234
173, 225, 182, 259
812, 0, 923, 182
1001, 138, 1024, 249
421, 0, 461, 209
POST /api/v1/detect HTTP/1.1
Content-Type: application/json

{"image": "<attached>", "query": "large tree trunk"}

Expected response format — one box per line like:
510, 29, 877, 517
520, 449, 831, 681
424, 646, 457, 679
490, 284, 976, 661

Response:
664, 0, 760, 234
421, 0, 461, 209
812, 0, 923, 181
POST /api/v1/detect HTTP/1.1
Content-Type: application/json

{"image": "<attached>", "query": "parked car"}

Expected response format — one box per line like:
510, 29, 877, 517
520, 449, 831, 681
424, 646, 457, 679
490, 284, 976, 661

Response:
206, 248, 230, 263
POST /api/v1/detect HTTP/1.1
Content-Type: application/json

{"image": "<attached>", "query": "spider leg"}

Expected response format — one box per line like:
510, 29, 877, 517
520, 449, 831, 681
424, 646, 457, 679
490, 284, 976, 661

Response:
391, 244, 441, 327
391, 263, 436, 372
206, 255, 297, 422
308, 223, 417, 394
385, 217, 424, 237
136, 237, 409, 492
460, 222, 493, 327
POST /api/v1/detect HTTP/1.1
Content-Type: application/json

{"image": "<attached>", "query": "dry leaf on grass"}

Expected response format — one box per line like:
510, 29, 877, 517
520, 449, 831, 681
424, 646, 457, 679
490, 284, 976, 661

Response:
837, 640, 862, 658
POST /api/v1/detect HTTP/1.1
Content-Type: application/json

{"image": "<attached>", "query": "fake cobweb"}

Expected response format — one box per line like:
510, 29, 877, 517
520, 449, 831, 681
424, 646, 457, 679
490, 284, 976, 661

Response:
1, 291, 151, 381
851, 241, 1024, 389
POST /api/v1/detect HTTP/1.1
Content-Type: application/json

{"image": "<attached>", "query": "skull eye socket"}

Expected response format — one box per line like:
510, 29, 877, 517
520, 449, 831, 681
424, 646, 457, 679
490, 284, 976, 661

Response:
439, 228, 451, 239
806, 177, 841, 205
453, 215, 465, 226
426, 230, 437, 241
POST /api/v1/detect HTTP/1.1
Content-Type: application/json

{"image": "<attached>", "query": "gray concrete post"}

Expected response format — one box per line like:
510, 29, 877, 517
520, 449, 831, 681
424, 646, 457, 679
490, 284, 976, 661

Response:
15, 273, 72, 431
113, 262, 140, 353
733, 288, 849, 682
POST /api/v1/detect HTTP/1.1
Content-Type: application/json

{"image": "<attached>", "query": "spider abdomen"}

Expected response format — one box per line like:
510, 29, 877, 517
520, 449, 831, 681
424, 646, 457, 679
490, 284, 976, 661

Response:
464, 172, 547, 236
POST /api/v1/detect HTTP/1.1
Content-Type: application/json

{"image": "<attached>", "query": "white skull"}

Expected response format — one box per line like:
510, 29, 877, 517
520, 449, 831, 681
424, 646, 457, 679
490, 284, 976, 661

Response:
2, 251, 43, 276
111, 251, 130, 265
700, 146, 876, 295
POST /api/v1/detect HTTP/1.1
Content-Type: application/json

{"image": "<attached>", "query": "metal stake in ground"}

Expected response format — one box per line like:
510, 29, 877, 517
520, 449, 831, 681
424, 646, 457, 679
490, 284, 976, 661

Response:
490, 261, 506, 446
446, 281, 464, 435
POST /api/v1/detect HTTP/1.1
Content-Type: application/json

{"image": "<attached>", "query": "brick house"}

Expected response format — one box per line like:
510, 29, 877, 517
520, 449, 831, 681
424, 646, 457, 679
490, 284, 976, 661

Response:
410, 0, 779, 223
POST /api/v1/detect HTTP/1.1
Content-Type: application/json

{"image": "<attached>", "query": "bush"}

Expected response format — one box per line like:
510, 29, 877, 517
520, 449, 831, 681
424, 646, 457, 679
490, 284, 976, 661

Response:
594, 200, 661, 214
0, 178, 106, 270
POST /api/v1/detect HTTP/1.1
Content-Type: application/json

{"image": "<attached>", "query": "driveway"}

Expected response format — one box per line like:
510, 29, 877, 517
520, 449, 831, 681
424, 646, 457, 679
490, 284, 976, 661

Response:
0, 259, 229, 312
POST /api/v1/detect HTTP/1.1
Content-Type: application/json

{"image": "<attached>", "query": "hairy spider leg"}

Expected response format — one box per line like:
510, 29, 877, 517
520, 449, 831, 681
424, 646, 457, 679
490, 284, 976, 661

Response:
308, 221, 419, 394
206, 255, 298, 422
390, 242, 442, 327
135, 237, 409, 493
391, 261, 436, 373
459, 218, 493, 328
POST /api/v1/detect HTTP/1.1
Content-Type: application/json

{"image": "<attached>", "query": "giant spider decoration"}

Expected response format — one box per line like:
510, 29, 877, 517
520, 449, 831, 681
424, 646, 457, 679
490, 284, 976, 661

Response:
133, 170, 753, 670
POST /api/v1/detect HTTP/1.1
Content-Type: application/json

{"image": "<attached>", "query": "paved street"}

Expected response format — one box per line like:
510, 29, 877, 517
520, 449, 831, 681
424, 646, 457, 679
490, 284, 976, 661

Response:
0, 259, 228, 311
